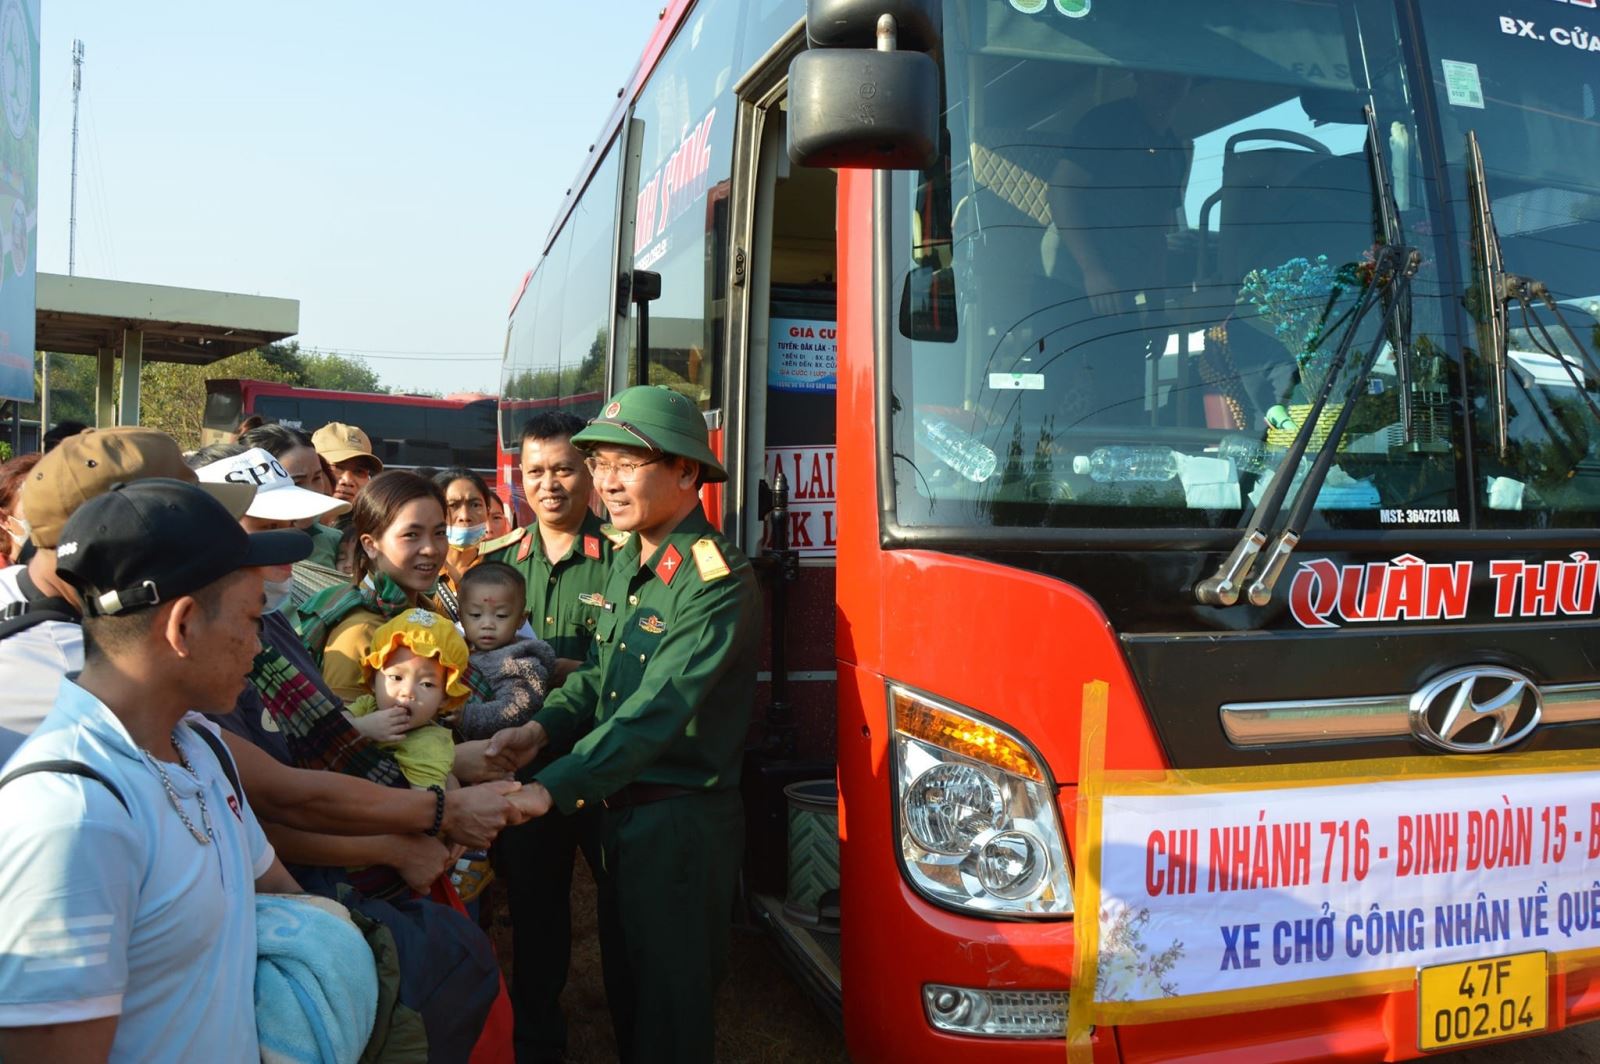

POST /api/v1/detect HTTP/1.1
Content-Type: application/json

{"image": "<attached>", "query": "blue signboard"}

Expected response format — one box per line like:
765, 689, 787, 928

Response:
0, 0, 38, 402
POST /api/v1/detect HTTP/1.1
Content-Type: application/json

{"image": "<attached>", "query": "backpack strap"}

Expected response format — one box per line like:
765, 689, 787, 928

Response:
186, 722, 245, 811
0, 760, 129, 812
0, 569, 81, 639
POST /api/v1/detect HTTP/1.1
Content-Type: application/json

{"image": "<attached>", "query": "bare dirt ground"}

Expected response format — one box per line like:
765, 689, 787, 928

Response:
1436, 1022, 1600, 1063
484, 861, 848, 1063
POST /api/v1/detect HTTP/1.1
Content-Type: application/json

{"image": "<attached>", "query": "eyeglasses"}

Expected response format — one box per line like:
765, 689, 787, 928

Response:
584, 455, 663, 484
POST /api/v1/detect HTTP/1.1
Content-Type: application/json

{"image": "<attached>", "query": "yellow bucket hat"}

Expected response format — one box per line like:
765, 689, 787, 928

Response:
362, 608, 472, 706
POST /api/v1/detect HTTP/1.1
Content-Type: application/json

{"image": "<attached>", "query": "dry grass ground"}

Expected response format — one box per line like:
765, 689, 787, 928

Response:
483, 861, 848, 1064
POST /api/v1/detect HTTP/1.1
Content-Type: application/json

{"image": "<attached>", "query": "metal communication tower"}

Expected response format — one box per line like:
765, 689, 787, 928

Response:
46, 39, 85, 434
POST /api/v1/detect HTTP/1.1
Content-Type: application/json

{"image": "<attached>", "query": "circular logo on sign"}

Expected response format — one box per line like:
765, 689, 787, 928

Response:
604, 401, 621, 418
1009, 0, 1048, 12
0, 0, 30, 141
1054, 0, 1091, 17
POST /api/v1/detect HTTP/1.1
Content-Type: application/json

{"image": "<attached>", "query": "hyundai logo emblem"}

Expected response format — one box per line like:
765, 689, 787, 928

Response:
1408, 666, 1542, 753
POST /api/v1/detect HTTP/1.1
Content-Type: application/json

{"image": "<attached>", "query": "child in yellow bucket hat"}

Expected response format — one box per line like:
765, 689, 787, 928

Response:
345, 607, 470, 789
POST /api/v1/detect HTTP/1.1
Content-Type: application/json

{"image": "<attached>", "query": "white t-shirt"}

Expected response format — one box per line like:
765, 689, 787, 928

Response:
0, 565, 83, 761
0, 681, 274, 1061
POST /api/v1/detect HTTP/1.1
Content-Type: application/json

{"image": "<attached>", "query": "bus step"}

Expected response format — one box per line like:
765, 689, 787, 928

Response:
752, 891, 843, 1028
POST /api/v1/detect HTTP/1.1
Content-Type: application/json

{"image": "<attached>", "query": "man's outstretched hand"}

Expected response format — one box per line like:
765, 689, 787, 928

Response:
441, 779, 522, 848
483, 721, 548, 775
505, 782, 554, 821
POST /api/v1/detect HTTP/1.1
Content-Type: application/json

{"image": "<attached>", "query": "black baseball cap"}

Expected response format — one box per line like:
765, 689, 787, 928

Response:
55, 478, 312, 617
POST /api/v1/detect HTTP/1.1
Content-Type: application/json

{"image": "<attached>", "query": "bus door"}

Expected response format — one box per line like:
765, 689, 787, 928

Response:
726, 53, 845, 1009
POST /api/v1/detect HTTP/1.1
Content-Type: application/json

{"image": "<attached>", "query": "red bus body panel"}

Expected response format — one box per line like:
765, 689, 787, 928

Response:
829, 168, 1599, 1062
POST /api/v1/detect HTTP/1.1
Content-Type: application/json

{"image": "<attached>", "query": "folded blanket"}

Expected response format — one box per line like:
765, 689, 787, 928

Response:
454, 638, 557, 740
257, 894, 380, 1064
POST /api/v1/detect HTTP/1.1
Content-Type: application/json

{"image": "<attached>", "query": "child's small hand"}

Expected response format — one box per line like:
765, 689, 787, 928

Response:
353, 706, 411, 743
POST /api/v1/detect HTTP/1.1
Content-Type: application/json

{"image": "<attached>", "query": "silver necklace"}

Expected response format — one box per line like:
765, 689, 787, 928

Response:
139, 728, 216, 846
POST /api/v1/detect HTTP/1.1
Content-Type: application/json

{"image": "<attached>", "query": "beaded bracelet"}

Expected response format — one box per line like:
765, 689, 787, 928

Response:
424, 784, 445, 837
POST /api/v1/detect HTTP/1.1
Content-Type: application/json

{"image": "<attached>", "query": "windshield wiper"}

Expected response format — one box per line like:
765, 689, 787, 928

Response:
1465, 130, 1514, 461
1195, 244, 1402, 607
1366, 104, 1414, 444
1464, 132, 1600, 453
1244, 248, 1422, 606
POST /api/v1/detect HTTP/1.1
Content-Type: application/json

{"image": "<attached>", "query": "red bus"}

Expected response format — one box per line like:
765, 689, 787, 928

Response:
203, 378, 498, 475
502, 0, 1600, 1059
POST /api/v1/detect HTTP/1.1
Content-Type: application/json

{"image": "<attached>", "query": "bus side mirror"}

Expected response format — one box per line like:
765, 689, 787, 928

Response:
807, 0, 942, 52
787, 49, 940, 170
899, 263, 957, 342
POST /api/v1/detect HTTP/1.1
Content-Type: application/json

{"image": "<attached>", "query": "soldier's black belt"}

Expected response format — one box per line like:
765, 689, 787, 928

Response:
603, 782, 699, 809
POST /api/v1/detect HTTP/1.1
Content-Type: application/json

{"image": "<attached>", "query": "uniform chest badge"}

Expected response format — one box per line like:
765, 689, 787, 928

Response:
638, 614, 667, 635
657, 544, 683, 586
578, 592, 608, 609
583, 535, 601, 559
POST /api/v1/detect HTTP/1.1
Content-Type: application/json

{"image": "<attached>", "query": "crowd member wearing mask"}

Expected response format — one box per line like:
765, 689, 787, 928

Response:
432, 466, 495, 621
0, 452, 41, 566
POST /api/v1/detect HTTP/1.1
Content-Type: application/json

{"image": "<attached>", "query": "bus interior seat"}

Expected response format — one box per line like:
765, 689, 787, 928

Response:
1205, 142, 1375, 289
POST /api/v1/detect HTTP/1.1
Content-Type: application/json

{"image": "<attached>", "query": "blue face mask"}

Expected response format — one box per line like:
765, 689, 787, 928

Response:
446, 523, 488, 549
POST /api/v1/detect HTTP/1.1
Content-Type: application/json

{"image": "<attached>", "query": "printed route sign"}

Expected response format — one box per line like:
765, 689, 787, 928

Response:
1094, 767, 1600, 1017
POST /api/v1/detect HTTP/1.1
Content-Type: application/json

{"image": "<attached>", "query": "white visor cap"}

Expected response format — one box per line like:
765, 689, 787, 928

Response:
196, 447, 351, 523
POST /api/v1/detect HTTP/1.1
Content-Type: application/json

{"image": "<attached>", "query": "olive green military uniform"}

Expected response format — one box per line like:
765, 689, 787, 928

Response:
530, 386, 760, 1064
479, 512, 615, 1063
479, 509, 616, 662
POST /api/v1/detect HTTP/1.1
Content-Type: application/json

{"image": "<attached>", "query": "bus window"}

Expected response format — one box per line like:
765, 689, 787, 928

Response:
558, 139, 621, 420
625, 0, 741, 410
501, 268, 546, 447
889, 0, 1461, 534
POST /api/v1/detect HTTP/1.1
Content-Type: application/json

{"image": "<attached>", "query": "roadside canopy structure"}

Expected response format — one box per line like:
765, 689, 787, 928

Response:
35, 273, 299, 427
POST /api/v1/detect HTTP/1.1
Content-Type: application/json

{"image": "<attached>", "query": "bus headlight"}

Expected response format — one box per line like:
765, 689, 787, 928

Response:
891, 685, 1072, 917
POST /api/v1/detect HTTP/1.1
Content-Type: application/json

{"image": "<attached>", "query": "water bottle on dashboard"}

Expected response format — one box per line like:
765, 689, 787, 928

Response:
1071, 446, 1180, 483
916, 415, 998, 483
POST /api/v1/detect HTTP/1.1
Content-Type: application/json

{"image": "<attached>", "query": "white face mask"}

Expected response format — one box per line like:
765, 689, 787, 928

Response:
446, 523, 488, 549
5, 514, 28, 553
263, 575, 295, 614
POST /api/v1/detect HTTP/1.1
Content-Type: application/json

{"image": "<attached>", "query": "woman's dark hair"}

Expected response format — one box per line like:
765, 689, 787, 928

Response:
350, 470, 447, 585
186, 441, 246, 469
433, 467, 492, 512
234, 414, 271, 439
239, 422, 315, 458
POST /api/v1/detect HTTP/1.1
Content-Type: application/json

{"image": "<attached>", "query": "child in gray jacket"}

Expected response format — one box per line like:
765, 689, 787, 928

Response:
453, 562, 557, 740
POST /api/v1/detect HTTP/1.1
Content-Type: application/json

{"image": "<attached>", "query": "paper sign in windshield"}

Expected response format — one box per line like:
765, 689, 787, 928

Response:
1442, 60, 1485, 109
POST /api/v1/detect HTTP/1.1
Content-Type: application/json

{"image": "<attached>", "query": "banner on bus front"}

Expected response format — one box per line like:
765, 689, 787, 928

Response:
1077, 752, 1600, 1030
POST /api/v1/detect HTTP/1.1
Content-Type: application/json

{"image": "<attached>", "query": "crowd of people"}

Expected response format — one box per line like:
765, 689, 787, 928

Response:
0, 385, 760, 1064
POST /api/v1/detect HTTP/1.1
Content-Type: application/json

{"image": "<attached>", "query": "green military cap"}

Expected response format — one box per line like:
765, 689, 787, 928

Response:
573, 385, 727, 483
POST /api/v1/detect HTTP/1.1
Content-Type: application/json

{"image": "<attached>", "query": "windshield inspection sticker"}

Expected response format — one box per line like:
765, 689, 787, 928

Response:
1008, 0, 1048, 12
1441, 60, 1485, 108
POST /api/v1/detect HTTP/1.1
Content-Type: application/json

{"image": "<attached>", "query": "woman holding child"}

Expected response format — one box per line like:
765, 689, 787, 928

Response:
297, 471, 455, 706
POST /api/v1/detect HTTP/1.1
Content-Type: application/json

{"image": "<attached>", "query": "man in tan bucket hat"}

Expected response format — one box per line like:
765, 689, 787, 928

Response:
312, 421, 384, 505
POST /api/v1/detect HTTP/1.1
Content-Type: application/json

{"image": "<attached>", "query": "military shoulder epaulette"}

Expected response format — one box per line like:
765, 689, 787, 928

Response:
691, 538, 730, 582
478, 527, 525, 556
600, 523, 632, 548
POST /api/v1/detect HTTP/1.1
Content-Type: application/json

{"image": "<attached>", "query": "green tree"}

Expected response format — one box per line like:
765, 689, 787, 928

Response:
140, 350, 299, 450
297, 350, 383, 393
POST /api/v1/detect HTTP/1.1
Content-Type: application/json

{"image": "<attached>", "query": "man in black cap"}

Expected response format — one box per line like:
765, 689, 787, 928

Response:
0, 479, 308, 1061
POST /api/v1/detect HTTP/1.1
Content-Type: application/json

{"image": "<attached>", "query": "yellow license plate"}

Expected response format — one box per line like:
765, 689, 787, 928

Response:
1417, 951, 1548, 1051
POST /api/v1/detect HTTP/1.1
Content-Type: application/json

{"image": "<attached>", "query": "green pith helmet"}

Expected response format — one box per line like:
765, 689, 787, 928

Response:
572, 386, 728, 483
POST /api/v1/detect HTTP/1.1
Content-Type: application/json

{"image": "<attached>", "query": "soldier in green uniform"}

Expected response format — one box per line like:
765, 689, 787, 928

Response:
485, 386, 760, 1064
477, 410, 613, 1064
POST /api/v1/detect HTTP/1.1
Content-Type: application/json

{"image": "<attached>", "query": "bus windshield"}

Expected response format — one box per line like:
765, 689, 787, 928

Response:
889, 0, 1478, 534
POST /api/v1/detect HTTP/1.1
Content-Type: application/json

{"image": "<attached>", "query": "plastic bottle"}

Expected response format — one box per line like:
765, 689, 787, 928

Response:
1070, 446, 1180, 483
1215, 435, 1283, 476
916, 416, 998, 483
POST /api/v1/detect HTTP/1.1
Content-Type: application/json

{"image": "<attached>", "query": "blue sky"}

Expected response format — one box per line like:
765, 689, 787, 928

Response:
37, 1, 664, 393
